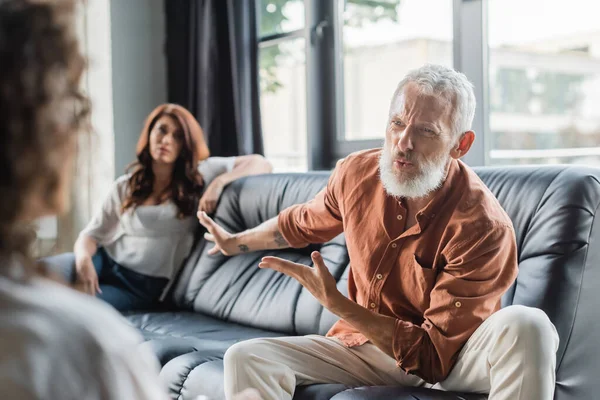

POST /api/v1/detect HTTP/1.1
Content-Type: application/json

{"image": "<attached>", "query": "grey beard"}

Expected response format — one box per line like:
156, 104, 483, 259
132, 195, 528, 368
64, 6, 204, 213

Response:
378, 146, 448, 199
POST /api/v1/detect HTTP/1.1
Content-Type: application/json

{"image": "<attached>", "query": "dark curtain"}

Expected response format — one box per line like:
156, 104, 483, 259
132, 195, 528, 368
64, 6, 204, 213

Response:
164, 0, 263, 157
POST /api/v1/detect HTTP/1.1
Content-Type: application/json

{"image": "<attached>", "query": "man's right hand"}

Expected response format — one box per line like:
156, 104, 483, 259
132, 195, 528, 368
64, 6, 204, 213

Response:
75, 255, 101, 296
197, 211, 244, 256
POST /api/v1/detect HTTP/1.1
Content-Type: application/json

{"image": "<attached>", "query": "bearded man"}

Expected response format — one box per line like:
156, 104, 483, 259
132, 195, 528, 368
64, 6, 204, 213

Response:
198, 64, 559, 400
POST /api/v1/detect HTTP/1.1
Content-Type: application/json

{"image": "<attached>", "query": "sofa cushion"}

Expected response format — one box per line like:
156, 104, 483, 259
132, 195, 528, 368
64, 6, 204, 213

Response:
160, 355, 350, 400
159, 351, 224, 400
473, 165, 600, 390
126, 311, 283, 366
170, 173, 349, 336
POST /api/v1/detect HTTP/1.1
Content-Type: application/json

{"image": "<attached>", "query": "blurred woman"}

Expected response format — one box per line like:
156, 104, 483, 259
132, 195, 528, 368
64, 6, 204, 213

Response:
71, 104, 271, 310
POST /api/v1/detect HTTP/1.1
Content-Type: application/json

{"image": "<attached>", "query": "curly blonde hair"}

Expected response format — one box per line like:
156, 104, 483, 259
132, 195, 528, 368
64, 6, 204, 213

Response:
0, 0, 89, 274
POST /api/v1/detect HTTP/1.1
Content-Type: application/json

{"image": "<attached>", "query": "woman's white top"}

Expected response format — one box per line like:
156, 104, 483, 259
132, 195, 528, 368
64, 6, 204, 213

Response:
81, 157, 235, 281
0, 266, 165, 399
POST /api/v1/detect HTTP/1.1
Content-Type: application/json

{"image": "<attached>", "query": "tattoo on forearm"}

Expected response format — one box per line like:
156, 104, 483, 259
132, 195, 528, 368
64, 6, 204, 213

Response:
238, 244, 250, 253
274, 231, 288, 247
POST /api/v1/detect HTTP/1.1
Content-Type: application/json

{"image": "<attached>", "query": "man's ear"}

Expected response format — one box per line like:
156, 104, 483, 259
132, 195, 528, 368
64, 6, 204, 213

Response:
450, 131, 475, 159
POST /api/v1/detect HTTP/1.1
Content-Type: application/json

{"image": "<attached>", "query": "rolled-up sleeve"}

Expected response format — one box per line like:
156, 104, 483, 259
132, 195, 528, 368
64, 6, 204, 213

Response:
392, 223, 518, 383
278, 160, 345, 248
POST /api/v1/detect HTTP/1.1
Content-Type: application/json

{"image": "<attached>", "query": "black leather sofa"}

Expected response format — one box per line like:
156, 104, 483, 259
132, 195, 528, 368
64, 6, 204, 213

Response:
49, 165, 600, 400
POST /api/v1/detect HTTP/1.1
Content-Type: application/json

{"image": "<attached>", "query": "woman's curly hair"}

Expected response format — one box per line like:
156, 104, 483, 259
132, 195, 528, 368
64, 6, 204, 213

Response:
121, 103, 210, 218
0, 0, 89, 272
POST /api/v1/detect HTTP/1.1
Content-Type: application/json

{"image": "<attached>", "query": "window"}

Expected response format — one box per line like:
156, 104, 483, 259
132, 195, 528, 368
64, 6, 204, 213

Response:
340, 0, 454, 141
258, 0, 308, 172
259, 0, 305, 37
259, 38, 307, 172
487, 0, 600, 166
256, 0, 600, 170
257, 0, 455, 170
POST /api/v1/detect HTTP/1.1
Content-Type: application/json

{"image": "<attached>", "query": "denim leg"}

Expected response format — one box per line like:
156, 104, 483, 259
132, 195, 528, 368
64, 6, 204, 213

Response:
88, 249, 142, 311
42, 249, 167, 312
96, 284, 155, 311
94, 250, 168, 312
91, 248, 109, 278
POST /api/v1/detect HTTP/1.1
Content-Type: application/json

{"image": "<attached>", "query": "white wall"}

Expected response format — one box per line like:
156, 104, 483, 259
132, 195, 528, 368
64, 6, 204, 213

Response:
110, 0, 167, 176
81, 0, 115, 223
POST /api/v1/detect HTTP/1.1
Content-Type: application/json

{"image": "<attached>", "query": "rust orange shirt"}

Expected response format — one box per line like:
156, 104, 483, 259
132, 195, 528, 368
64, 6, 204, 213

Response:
278, 149, 518, 383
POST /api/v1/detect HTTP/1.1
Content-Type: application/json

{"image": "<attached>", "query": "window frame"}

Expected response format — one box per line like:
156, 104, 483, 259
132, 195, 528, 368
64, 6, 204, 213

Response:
257, 1, 310, 171
257, 0, 489, 170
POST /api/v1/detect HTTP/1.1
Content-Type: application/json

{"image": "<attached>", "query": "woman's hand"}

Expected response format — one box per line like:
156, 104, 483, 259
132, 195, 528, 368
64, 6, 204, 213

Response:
75, 255, 101, 296
198, 178, 225, 214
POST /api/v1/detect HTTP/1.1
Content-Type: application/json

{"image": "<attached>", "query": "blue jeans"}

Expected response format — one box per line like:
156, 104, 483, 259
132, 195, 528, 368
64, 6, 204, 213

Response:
44, 248, 168, 312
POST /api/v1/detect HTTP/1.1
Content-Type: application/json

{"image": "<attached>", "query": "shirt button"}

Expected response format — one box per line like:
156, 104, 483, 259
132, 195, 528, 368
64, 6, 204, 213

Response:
376, 274, 383, 280
397, 215, 403, 220
391, 243, 397, 248
455, 301, 462, 308
370, 303, 377, 309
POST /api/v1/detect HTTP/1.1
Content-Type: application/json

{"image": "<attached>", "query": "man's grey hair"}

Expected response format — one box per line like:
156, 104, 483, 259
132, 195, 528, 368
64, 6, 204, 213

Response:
390, 64, 476, 142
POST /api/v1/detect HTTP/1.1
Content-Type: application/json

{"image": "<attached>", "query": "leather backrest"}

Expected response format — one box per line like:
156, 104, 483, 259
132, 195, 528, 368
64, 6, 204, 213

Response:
472, 166, 600, 398
172, 173, 347, 335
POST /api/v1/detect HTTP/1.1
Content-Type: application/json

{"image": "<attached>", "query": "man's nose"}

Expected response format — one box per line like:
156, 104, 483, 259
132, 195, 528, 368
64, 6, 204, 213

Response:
397, 126, 414, 152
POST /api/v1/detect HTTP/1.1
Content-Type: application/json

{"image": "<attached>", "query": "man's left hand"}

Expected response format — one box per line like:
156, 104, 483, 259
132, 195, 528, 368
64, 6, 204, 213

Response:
259, 251, 341, 308
261, 251, 397, 359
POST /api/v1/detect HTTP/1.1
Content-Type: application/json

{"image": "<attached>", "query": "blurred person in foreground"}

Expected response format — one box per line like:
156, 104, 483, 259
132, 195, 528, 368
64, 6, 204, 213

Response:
0, 1, 260, 399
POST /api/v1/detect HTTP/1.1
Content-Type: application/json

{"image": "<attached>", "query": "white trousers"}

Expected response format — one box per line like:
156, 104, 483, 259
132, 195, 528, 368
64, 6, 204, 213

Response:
223, 305, 559, 400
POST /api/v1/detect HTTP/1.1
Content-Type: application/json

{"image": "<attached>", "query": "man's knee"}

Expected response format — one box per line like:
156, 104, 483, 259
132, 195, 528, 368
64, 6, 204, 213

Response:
494, 305, 559, 351
224, 338, 273, 368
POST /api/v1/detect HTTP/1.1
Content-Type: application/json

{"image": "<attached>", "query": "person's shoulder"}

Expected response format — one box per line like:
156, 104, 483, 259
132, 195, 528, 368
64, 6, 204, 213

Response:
333, 148, 380, 172
114, 174, 130, 184
0, 277, 158, 399
199, 156, 237, 165
439, 164, 516, 263
452, 161, 514, 231
332, 148, 381, 182
341, 148, 381, 165
110, 174, 132, 198
113, 174, 131, 189
0, 278, 142, 355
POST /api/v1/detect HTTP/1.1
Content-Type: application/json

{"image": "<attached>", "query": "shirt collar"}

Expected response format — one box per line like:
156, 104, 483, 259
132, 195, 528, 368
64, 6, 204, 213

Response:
413, 158, 461, 228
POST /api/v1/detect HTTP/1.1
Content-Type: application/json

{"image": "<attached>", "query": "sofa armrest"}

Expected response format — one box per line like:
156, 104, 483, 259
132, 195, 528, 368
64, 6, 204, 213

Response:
41, 252, 76, 283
